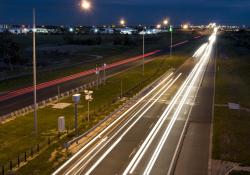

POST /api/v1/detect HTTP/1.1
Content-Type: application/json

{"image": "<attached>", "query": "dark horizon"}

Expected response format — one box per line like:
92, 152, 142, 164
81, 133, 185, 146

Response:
0, 0, 249, 26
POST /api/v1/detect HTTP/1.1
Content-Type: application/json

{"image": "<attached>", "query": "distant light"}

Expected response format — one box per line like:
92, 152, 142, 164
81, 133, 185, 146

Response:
81, 0, 91, 10
156, 24, 161, 29
120, 19, 126, 26
69, 28, 74, 32
182, 24, 189, 29
163, 19, 168, 25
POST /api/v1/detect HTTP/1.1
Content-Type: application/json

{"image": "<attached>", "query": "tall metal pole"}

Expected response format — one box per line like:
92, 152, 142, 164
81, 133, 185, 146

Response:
142, 33, 145, 76
120, 80, 123, 98
103, 63, 106, 85
170, 29, 173, 57
33, 8, 38, 135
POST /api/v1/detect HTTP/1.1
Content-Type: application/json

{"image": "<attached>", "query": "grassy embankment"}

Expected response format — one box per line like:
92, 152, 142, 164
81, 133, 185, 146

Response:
213, 31, 250, 166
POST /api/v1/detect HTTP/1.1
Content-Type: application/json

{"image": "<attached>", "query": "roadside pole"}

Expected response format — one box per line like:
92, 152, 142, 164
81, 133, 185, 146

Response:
96, 65, 99, 88
120, 80, 123, 98
33, 8, 38, 135
103, 63, 107, 85
170, 25, 173, 57
142, 33, 145, 76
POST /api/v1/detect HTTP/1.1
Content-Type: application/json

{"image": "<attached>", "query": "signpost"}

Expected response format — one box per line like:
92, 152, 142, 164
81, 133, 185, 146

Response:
84, 90, 93, 122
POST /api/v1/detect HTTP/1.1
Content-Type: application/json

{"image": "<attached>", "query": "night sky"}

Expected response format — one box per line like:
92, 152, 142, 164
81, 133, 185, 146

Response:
0, 0, 249, 26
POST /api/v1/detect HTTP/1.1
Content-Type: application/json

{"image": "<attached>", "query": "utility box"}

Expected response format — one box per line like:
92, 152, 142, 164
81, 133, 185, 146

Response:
58, 116, 65, 133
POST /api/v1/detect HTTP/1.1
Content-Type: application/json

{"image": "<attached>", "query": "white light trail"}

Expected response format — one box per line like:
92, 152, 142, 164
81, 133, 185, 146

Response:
143, 33, 216, 175
192, 43, 208, 59
84, 74, 181, 175
123, 31, 217, 175
52, 72, 174, 175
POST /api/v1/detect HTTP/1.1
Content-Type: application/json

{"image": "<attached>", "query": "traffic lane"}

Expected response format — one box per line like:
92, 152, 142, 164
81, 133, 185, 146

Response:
0, 55, 156, 117
54, 72, 175, 175
130, 86, 196, 175
78, 87, 176, 175
173, 53, 215, 175
74, 64, 195, 175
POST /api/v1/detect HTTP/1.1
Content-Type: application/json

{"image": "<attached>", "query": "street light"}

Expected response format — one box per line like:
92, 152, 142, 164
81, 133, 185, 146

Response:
32, 8, 38, 135
142, 28, 145, 76
169, 25, 173, 57
84, 90, 93, 122
120, 19, 126, 26
163, 19, 169, 26
156, 24, 161, 29
81, 0, 91, 10
72, 94, 81, 131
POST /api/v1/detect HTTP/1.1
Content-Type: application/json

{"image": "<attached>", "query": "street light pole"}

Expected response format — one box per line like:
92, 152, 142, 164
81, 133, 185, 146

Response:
33, 8, 38, 135
170, 25, 173, 57
103, 63, 107, 85
142, 33, 145, 76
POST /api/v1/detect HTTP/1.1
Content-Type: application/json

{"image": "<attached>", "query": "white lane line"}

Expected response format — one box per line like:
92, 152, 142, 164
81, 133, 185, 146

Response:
52, 72, 173, 175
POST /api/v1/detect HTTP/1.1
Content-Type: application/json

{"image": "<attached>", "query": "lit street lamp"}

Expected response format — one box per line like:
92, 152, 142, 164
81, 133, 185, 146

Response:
32, 8, 38, 135
170, 25, 173, 57
156, 24, 161, 29
163, 19, 168, 26
81, 0, 91, 10
84, 90, 93, 122
142, 29, 145, 76
120, 19, 126, 26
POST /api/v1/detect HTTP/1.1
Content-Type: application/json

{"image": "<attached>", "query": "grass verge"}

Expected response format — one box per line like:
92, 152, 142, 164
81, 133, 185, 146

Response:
213, 31, 250, 165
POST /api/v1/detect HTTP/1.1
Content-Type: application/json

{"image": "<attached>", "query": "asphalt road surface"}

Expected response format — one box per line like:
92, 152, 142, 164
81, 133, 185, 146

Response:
52, 31, 217, 175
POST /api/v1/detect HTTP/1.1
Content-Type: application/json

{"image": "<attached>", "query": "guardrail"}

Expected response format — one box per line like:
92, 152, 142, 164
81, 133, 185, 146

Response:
0, 79, 103, 124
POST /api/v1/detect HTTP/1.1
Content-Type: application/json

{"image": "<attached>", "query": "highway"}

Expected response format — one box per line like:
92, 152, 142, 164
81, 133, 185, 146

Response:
0, 37, 201, 117
52, 30, 217, 175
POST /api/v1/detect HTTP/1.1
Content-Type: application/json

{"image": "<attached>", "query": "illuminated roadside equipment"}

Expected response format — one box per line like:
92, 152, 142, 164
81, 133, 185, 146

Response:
84, 90, 93, 122
170, 25, 173, 57
72, 94, 81, 130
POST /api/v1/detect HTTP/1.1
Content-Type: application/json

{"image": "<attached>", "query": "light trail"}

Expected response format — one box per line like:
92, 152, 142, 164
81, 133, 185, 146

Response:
66, 77, 177, 175
123, 43, 209, 175
193, 43, 208, 58
123, 31, 216, 175
83, 75, 181, 175
53, 72, 177, 175
143, 32, 216, 175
